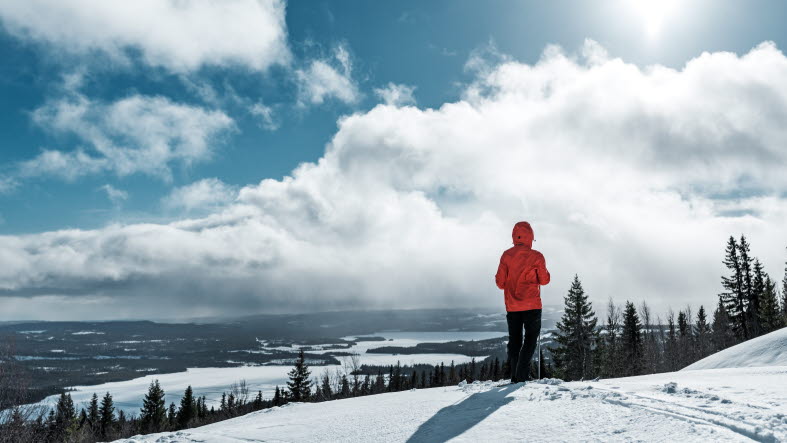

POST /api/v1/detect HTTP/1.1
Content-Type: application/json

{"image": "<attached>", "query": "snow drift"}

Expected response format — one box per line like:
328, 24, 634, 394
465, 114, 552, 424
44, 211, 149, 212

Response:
683, 327, 787, 371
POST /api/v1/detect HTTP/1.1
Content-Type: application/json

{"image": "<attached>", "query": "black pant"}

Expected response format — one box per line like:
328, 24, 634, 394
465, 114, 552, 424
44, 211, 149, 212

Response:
506, 309, 541, 382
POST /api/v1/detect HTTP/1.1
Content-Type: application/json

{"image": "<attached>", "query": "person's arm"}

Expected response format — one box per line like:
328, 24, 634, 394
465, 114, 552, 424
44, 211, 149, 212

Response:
535, 254, 550, 285
495, 255, 507, 290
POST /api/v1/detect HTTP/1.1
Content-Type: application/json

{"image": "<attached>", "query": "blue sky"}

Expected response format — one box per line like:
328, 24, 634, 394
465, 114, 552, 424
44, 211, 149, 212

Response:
1, 0, 787, 320
3, 0, 787, 234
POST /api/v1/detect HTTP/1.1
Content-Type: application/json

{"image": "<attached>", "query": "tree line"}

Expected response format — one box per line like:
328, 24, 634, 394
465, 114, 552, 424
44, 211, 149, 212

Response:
551, 236, 787, 381
1, 347, 515, 442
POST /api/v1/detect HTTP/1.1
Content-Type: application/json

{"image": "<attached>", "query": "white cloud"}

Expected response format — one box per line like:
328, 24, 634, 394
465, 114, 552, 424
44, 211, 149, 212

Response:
3, 41, 787, 319
100, 184, 128, 205
163, 178, 237, 212
296, 45, 360, 106
374, 83, 416, 106
248, 102, 279, 131
21, 94, 234, 181
0, 0, 290, 73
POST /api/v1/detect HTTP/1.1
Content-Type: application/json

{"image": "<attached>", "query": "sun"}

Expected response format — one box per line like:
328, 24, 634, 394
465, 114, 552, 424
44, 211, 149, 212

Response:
627, 0, 679, 39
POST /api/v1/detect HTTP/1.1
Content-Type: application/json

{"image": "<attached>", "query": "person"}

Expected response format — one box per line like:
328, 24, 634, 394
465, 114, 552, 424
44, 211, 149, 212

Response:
495, 221, 550, 383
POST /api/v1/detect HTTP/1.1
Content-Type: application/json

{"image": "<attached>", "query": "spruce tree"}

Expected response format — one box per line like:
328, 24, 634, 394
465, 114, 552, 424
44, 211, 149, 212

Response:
759, 276, 784, 333
167, 402, 176, 428
272, 386, 281, 406
711, 298, 735, 351
677, 310, 692, 367
99, 392, 115, 440
54, 392, 77, 440
139, 379, 167, 433
87, 392, 99, 434
552, 275, 598, 381
621, 301, 643, 376
739, 235, 756, 336
339, 374, 350, 397
750, 258, 766, 336
319, 373, 332, 401
287, 349, 312, 401
720, 236, 749, 339
177, 385, 196, 428
694, 306, 712, 359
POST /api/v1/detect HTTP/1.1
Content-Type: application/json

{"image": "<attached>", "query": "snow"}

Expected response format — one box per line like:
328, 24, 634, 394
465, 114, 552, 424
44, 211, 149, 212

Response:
116, 366, 787, 442
684, 327, 787, 370
115, 328, 787, 442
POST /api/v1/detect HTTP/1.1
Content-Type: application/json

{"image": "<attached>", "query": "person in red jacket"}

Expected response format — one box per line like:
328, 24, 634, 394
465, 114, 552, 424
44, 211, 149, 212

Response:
495, 221, 550, 383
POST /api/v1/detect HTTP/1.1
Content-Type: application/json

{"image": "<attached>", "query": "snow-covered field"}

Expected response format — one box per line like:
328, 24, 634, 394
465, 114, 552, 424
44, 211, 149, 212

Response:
684, 326, 787, 370
39, 331, 504, 416
118, 328, 787, 442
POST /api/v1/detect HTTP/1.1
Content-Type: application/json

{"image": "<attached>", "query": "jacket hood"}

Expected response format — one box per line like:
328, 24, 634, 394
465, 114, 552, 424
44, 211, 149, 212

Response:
512, 221, 534, 247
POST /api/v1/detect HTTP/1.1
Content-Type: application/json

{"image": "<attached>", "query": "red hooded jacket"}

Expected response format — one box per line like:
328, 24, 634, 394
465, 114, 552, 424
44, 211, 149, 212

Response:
495, 222, 550, 312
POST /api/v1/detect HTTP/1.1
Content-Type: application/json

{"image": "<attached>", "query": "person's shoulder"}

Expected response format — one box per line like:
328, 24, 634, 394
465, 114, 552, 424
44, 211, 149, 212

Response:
501, 246, 517, 256
530, 249, 546, 259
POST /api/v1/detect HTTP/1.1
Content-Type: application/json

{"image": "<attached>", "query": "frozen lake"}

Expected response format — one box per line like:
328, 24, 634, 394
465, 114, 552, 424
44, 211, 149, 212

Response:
39, 330, 506, 415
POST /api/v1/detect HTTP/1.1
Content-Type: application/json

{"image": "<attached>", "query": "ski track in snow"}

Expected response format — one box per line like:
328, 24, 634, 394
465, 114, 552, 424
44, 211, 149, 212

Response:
116, 366, 787, 443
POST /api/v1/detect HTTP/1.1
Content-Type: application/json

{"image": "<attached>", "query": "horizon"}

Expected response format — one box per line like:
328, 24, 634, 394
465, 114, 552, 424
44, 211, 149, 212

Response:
2, 0, 787, 321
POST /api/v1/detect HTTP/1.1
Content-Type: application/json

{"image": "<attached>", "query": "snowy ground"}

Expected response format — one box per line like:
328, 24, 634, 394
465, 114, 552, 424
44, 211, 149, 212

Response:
116, 365, 787, 442
685, 326, 787, 370
38, 331, 503, 415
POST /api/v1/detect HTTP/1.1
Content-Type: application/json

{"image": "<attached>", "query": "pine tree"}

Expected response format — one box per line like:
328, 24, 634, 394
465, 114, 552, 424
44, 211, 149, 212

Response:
739, 235, 756, 337
99, 392, 115, 440
319, 372, 332, 401
167, 402, 176, 428
552, 275, 598, 381
720, 236, 749, 339
621, 301, 643, 376
448, 361, 456, 384
177, 385, 196, 428
694, 306, 712, 359
374, 371, 385, 393
759, 275, 784, 333
339, 374, 350, 397
139, 379, 167, 433
287, 349, 312, 401
53, 392, 77, 440
86, 392, 99, 434
711, 298, 735, 351
677, 310, 692, 367
272, 386, 281, 406
750, 258, 766, 336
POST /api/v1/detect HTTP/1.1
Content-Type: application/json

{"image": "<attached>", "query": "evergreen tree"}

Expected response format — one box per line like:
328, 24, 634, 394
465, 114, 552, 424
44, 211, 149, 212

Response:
759, 275, 784, 333
319, 373, 333, 401
177, 385, 197, 428
750, 258, 766, 336
167, 402, 177, 428
99, 392, 115, 440
664, 311, 679, 371
339, 374, 350, 397
711, 298, 736, 351
739, 235, 756, 337
694, 306, 712, 359
53, 392, 77, 440
677, 310, 692, 367
448, 361, 457, 384
287, 349, 312, 401
87, 392, 99, 434
781, 251, 787, 323
720, 236, 749, 339
272, 386, 281, 406
139, 379, 167, 433
552, 275, 598, 381
621, 301, 643, 376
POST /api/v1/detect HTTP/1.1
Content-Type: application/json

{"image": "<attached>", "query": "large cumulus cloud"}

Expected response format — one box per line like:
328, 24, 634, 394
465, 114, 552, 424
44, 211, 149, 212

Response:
2, 40, 787, 320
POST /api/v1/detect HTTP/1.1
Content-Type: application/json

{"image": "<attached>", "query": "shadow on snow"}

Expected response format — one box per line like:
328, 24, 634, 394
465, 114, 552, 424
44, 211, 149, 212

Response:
407, 384, 519, 443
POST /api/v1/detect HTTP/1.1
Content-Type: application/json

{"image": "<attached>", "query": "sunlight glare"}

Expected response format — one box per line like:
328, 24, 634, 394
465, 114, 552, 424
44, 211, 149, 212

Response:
628, 0, 679, 40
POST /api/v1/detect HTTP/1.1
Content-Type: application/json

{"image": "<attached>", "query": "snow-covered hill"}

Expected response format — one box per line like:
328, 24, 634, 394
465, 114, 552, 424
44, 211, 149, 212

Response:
118, 329, 787, 443
684, 327, 787, 370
